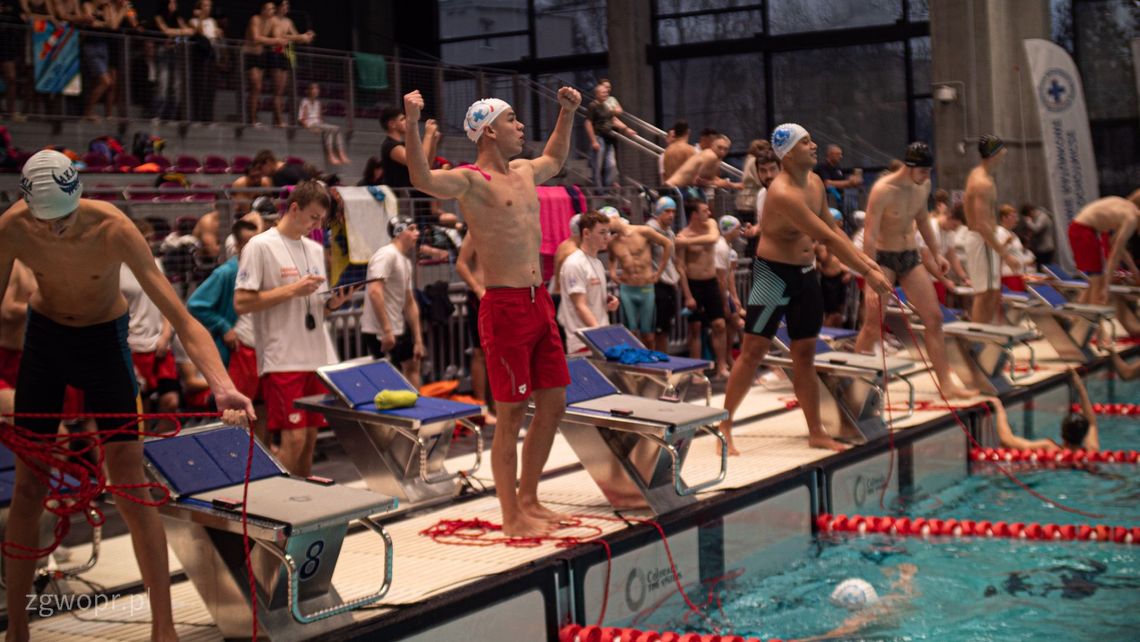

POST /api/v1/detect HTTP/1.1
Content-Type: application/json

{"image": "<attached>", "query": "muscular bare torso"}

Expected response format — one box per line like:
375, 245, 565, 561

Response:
964, 166, 997, 233
865, 170, 931, 253
667, 149, 718, 187
678, 219, 718, 280
755, 172, 828, 266
1074, 196, 1139, 232
269, 15, 297, 41
0, 260, 34, 350
244, 14, 272, 54
662, 141, 697, 181
457, 161, 544, 288
0, 201, 132, 327
609, 226, 656, 286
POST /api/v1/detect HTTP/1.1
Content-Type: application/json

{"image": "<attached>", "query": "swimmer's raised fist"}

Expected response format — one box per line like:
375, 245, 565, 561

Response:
404, 90, 424, 122
557, 87, 581, 111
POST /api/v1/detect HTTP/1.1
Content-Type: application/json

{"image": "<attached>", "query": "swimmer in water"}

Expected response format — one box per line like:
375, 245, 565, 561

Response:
795, 563, 919, 641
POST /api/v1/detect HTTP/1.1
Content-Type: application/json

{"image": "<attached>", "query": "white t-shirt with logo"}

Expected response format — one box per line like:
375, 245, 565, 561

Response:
361, 244, 414, 337
236, 227, 337, 375
558, 249, 608, 353
120, 259, 165, 353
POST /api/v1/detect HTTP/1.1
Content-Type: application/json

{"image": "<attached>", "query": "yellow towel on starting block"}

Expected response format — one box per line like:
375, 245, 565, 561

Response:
374, 389, 418, 410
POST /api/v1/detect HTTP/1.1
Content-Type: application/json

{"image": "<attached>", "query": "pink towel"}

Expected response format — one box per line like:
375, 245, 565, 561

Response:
537, 185, 576, 256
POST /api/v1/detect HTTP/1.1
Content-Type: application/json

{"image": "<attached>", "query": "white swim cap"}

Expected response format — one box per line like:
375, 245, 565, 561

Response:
568, 213, 582, 236
598, 206, 621, 219
719, 215, 741, 234
771, 123, 809, 160
830, 578, 879, 610
20, 149, 83, 220
464, 98, 513, 143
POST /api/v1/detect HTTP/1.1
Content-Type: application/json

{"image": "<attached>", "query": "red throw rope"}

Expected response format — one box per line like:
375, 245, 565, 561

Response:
817, 512, 1139, 544
0, 411, 260, 641
880, 293, 1106, 519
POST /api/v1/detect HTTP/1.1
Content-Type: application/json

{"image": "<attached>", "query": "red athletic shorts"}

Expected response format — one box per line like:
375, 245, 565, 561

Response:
1068, 221, 1110, 275
932, 280, 948, 305
262, 371, 328, 431
131, 350, 178, 393
1001, 275, 1026, 292
227, 343, 261, 400
0, 346, 20, 391
478, 287, 570, 403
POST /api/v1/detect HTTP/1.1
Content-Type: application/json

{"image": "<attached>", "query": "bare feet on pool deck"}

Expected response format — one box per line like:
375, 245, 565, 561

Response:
807, 433, 850, 451
501, 512, 552, 538
715, 420, 741, 456
520, 500, 573, 526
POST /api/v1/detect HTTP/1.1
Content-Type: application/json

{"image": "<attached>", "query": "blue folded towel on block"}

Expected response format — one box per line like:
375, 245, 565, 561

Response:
603, 342, 671, 365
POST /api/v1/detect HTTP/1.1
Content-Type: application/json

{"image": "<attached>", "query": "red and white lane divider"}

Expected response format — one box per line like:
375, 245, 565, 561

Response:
816, 513, 1138, 544
970, 447, 1139, 464
1072, 402, 1140, 416
559, 624, 780, 642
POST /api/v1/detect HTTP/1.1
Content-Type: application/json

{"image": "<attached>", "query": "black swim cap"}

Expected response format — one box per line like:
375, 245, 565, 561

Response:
978, 134, 1005, 159
904, 142, 933, 168
1060, 413, 1090, 448
251, 195, 277, 215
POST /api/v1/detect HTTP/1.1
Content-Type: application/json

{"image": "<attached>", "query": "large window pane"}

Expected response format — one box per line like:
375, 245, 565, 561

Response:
656, 1, 761, 14
439, 0, 527, 40
442, 35, 529, 66
657, 10, 764, 45
659, 53, 767, 156
1074, 0, 1139, 121
908, 0, 929, 22
914, 97, 933, 148
536, 0, 608, 58
768, 0, 901, 35
772, 42, 907, 168
910, 36, 931, 95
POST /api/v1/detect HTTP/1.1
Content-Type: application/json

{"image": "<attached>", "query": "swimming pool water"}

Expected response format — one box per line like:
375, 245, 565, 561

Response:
627, 372, 1140, 640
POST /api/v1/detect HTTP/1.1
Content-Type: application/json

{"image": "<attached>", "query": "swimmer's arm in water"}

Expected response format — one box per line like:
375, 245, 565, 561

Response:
117, 219, 255, 423
403, 91, 472, 200
1070, 366, 1099, 451
987, 396, 1058, 451
529, 87, 582, 184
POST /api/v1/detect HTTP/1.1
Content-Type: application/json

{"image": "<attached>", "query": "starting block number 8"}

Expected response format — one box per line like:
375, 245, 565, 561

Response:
299, 540, 325, 581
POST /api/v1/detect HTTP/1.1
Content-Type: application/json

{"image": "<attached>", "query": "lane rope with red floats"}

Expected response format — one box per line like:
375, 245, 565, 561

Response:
1073, 402, 1140, 416
558, 624, 783, 642
971, 447, 1139, 464
817, 512, 1138, 544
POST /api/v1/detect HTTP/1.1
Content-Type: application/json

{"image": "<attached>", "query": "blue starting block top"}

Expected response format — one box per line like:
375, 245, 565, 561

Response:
566, 358, 621, 405
582, 325, 708, 373
1028, 283, 1069, 308
775, 326, 832, 355
145, 426, 281, 497
319, 359, 482, 423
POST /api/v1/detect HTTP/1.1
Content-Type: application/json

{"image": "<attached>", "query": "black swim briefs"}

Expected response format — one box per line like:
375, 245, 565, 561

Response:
687, 277, 725, 324
875, 249, 922, 279
744, 256, 823, 340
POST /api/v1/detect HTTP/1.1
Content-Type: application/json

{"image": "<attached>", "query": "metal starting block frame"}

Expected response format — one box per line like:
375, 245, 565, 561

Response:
0, 444, 101, 604
1020, 284, 1114, 363
539, 358, 728, 515
766, 328, 915, 444
143, 423, 397, 642
578, 326, 713, 405
884, 290, 1037, 395
296, 357, 484, 510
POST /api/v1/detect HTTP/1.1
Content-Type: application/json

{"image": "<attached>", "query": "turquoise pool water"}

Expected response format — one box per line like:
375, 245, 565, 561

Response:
642, 372, 1140, 640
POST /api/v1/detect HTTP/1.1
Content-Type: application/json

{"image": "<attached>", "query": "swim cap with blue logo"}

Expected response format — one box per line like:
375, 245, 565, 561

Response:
771, 123, 809, 159
654, 196, 677, 215
20, 149, 83, 220
830, 578, 879, 610
598, 206, 620, 219
719, 215, 741, 234
464, 98, 513, 143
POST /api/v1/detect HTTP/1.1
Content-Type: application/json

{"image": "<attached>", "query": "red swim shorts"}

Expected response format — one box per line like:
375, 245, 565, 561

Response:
478, 287, 570, 403
227, 342, 261, 400
263, 371, 328, 431
1068, 221, 1109, 275
131, 350, 178, 393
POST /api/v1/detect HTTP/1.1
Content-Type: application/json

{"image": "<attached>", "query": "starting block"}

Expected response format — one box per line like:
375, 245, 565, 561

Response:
295, 358, 484, 510
1023, 283, 1114, 362
144, 423, 397, 641
539, 358, 728, 515
578, 325, 713, 404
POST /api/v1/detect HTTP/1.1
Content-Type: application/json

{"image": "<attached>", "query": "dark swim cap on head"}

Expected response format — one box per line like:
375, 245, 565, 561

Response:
1060, 413, 1090, 447
388, 215, 415, 238
978, 134, 1005, 159
904, 142, 933, 168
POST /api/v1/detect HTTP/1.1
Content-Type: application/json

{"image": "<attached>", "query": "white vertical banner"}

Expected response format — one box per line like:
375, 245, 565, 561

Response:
1023, 38, 1100, 273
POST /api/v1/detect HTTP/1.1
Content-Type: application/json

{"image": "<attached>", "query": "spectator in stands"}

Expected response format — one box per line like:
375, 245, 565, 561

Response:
661, 119, 696, 185
235, 180, 357, 476
120, 223, 179, 433
380, 105, 435, 222
188, 0, 220, 122
558, 210, 617, 354
646, 196, 683, 352
271, 160, 319, 187
361, 215, 425, 385
299, 82, 349, 166
268, 0, 313, 128
152, 0, 193, 121
815, 144, 863, 208
665, 133, 735, 191
1020, 202, 1056, 267
0, 0, 23, 119
243, 1, 283, 126
585, 79, 634, 188
82, 0, 138, 121
676, 193, 728, 377
358, 155, 383, 186
698, 128, 719, 150
231, 148, 277, 212
997, 203, 1035, 291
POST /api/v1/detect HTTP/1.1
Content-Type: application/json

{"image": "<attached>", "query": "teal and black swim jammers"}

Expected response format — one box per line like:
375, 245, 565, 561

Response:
744, 256, 823, 340
619, 284, 656, 334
